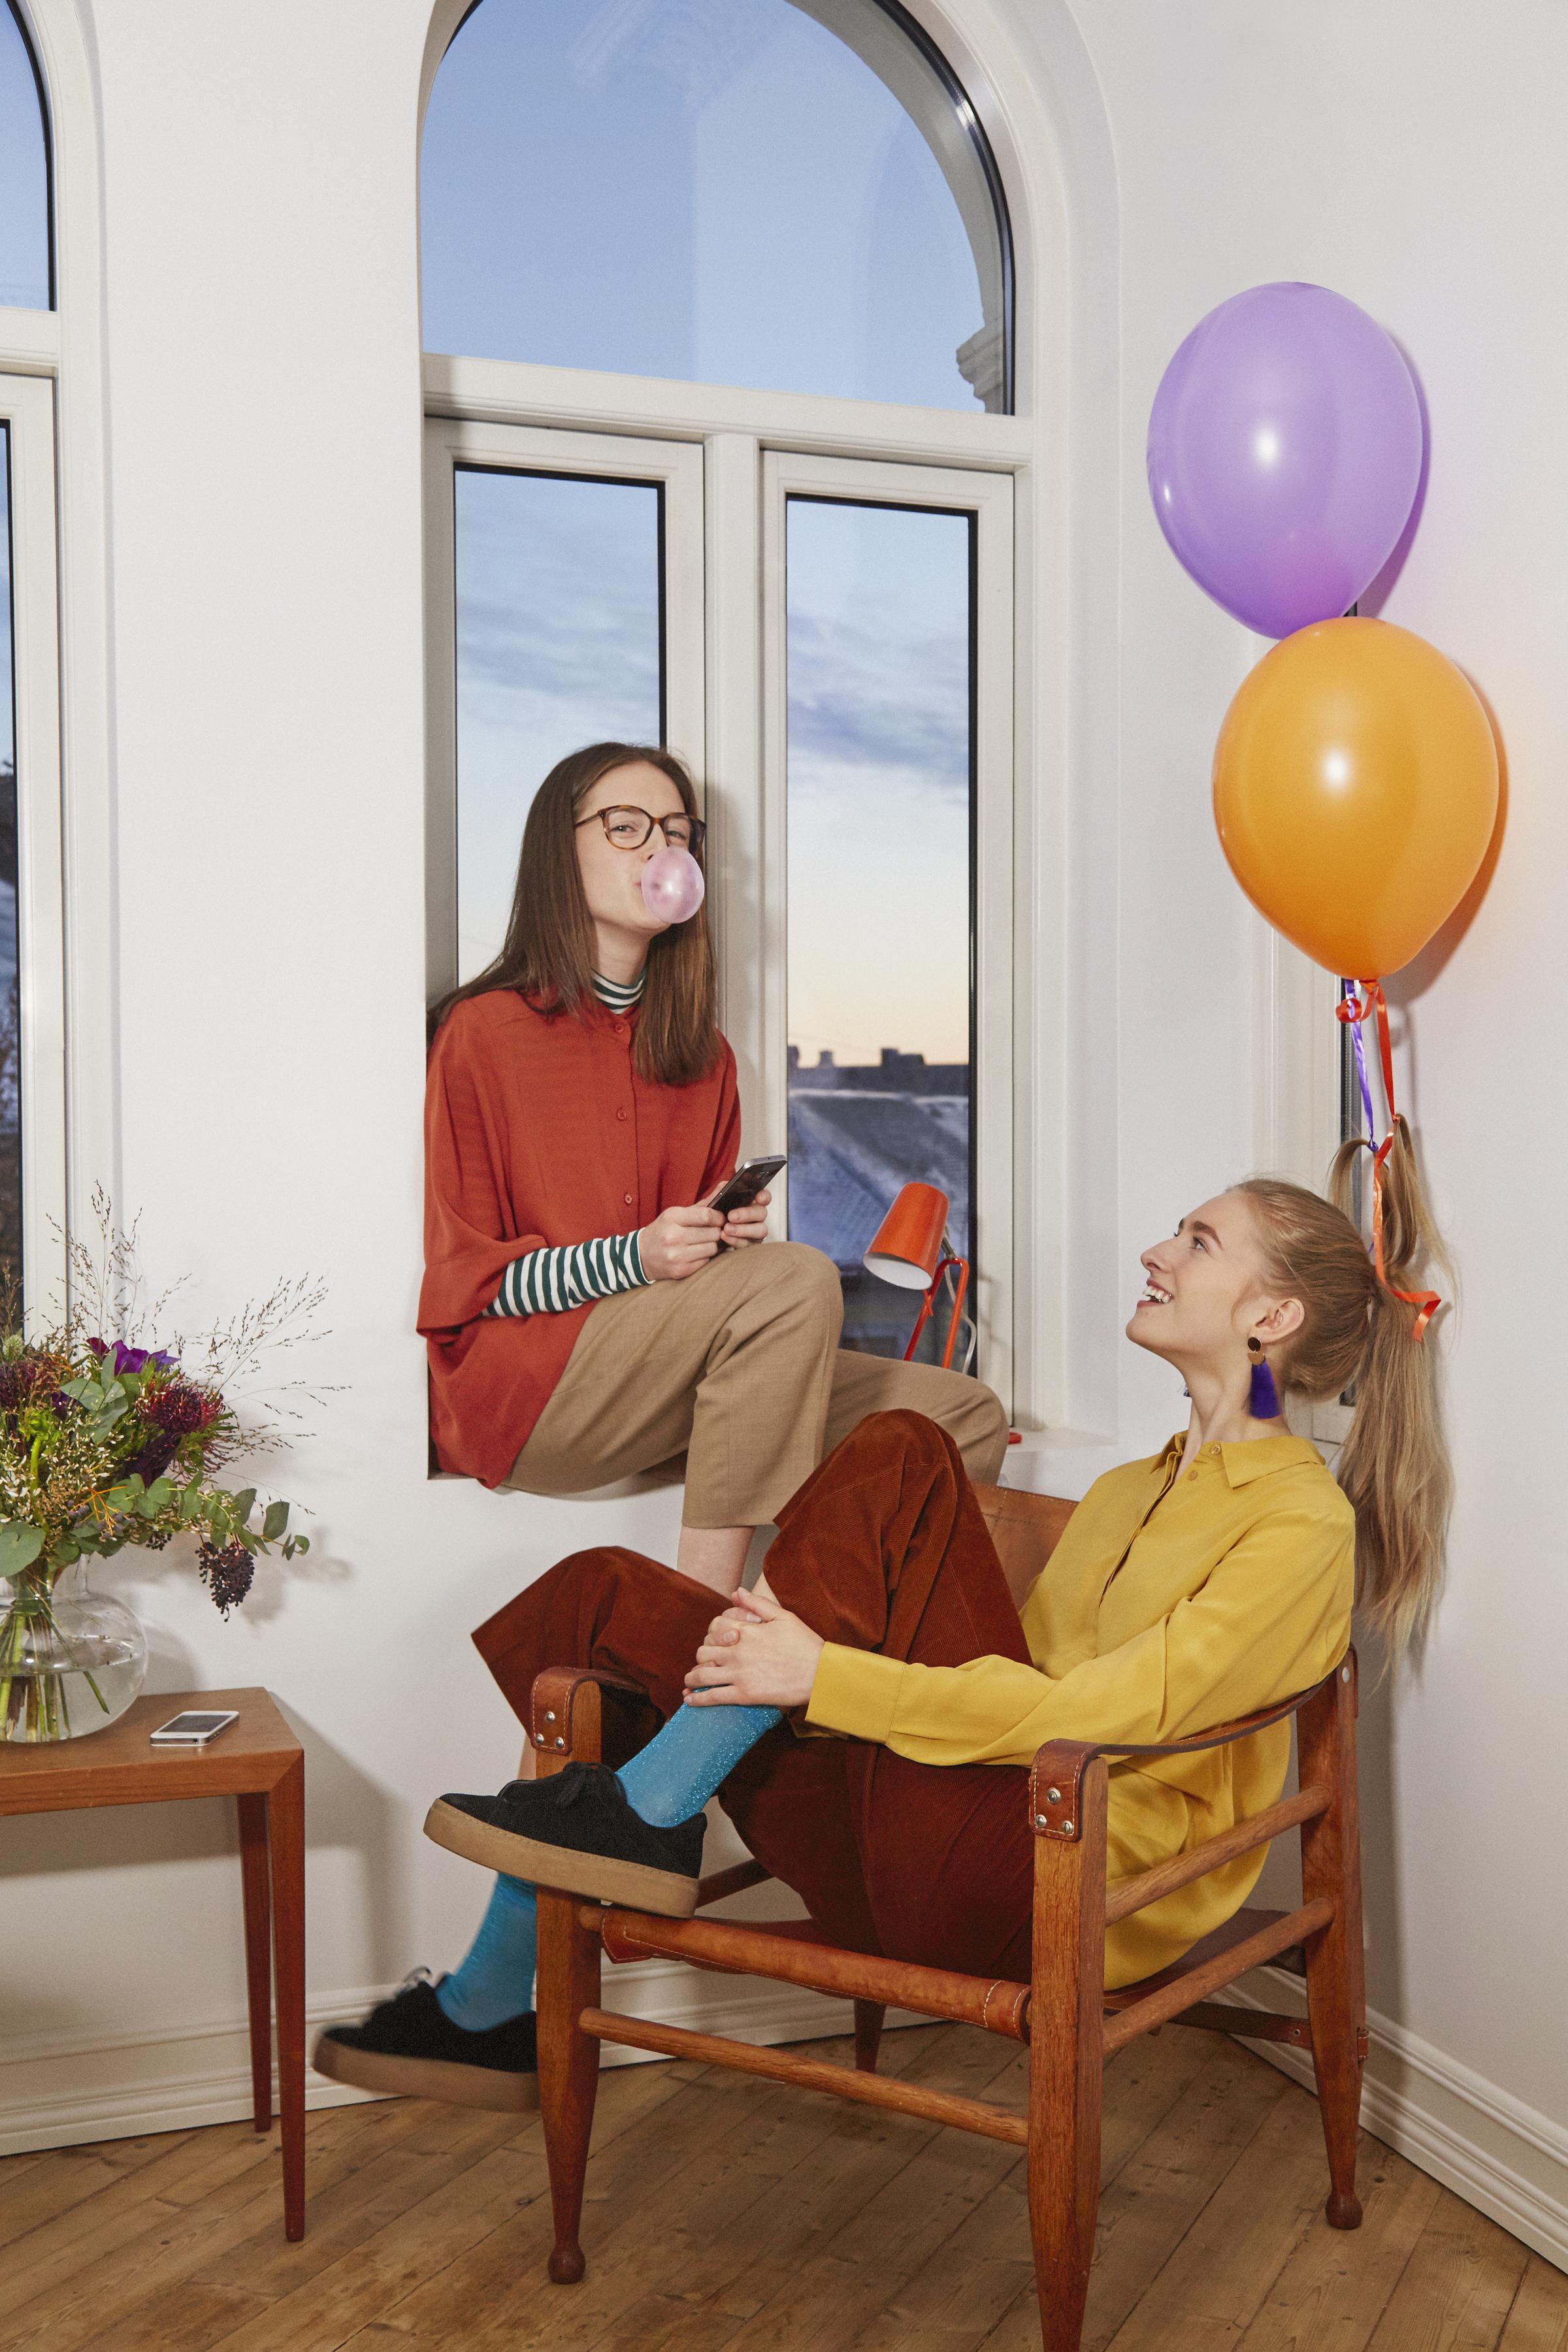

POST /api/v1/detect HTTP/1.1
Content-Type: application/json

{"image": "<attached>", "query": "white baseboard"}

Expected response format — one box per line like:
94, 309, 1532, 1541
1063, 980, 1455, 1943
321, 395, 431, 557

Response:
0, 1959, 921, 2157
1226, 1968, 1568, 2274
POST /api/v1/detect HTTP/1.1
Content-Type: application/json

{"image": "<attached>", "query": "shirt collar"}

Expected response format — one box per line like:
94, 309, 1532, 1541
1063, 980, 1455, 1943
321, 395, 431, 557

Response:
1157, 1430, 1326, 1487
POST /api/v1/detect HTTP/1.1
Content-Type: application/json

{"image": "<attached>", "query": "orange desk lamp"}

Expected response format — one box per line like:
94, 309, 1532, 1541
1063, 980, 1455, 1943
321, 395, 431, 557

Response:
863, 1183, 972, 1370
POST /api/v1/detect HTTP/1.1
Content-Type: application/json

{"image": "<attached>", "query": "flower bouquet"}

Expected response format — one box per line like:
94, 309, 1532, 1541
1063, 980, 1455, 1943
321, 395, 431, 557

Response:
0, 1250, 317, 1741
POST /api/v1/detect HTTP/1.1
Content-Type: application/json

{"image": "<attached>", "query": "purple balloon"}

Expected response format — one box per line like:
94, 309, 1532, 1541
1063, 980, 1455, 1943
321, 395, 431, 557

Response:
640, 845, 705, 924
1147, 282, 1422, 638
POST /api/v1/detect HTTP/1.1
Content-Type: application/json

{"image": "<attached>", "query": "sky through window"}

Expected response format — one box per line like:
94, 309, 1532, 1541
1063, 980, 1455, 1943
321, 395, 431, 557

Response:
0, 1, 48, 311
423, 0, 994, 410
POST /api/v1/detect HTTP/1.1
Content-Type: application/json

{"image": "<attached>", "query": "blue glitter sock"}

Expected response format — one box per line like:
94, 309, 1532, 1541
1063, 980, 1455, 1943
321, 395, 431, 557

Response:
434, 1873, 537, 2031
615, 1700, 781, 1829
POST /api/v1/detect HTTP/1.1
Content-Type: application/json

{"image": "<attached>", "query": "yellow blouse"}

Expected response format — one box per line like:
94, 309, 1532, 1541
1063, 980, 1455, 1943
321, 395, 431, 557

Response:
804, 1431, 1355, 1987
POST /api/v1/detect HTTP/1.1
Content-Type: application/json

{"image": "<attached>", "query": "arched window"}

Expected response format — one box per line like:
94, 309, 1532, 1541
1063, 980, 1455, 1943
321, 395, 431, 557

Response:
421, 0, 1020, 1380
422, 0, 1009, 412
0, 0, 50, 312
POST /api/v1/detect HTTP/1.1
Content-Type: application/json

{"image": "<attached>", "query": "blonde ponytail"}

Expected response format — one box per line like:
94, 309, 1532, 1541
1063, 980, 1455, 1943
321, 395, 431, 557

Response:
1235, 1123, 1452, 1653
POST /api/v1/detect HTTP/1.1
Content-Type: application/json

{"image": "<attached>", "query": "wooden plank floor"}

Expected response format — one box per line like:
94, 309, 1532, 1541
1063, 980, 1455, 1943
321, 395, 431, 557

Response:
1, 2024, 1563, 2351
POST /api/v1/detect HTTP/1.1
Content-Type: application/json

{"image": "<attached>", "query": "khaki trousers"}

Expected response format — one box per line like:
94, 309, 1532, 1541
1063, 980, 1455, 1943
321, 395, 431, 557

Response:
501, 1240, 1009, 1527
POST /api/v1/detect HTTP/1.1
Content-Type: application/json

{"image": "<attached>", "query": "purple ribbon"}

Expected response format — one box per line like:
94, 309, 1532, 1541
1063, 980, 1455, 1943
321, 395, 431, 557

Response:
1341, 979, 1379, 1145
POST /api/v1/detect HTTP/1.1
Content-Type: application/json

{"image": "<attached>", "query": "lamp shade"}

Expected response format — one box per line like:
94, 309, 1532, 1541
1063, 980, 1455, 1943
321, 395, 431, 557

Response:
864, 1183, 949, 1290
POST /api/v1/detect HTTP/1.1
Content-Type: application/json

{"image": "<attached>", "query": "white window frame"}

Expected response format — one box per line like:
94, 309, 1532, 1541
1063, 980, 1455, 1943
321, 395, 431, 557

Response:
422, 418, 706, 1005
0, 370, 65, 1323
415, 0, 1050, 1428
759, 449, 1014, 1397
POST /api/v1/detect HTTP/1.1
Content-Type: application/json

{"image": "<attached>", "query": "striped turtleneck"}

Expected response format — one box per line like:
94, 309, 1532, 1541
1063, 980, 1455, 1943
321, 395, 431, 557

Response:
591, 967, 645, 1011
485, 968, 654, 1324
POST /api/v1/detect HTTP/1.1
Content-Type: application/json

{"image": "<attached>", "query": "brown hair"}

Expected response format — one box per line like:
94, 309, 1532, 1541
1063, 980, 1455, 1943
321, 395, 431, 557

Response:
1235, 1122, 1453, 1654
430, 742, 720, 1086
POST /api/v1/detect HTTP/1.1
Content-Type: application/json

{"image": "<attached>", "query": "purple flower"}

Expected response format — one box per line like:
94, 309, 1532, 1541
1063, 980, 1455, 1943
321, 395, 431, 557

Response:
87, 1339, 177, 1378
123, 1436, 179, 1488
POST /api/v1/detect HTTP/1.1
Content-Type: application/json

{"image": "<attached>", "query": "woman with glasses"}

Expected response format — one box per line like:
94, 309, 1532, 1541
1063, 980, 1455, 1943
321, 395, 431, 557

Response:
315, 742, 1006, 2112
420, 740, 1006, 1598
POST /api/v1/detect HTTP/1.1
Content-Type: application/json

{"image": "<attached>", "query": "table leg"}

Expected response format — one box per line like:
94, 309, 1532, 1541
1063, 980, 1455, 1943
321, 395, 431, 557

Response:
237, 1792, 273, 2134
268, 1753, 306, 2242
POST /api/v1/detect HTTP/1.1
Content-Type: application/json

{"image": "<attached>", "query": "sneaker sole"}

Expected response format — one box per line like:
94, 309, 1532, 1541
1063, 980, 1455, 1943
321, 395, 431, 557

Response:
310, 2029, 538, 2113
423, 1797, 699, 1919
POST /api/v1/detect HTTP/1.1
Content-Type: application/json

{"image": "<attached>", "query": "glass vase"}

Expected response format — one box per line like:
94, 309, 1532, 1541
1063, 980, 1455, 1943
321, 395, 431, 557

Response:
0, 1564, 148, 1742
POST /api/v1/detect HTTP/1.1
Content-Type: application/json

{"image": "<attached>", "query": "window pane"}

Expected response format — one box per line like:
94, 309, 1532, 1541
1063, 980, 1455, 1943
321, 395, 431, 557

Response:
454, 467, 662, 982
423, 0, 1008, 412
0, 1, 48, 310
785, 497, 973, 1359
0, 429, 20, 1291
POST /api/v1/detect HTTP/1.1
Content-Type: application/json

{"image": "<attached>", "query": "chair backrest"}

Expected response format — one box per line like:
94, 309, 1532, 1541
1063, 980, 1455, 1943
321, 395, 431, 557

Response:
973, 1483, 1078, 1610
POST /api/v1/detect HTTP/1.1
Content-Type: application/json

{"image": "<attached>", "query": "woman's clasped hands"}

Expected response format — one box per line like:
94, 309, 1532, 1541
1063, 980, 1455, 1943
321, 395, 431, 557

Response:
683, 1582, 825, 1710
638, 1186, 772, 1281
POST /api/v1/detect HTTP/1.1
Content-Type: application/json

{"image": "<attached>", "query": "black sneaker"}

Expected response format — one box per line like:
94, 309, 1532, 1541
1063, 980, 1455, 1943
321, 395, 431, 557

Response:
311, 1971, 538, 2112
425, 1761, 705, 1918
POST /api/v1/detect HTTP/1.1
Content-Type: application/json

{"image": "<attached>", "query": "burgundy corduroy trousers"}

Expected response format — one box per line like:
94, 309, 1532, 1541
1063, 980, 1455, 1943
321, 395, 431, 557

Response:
472, 1409, 1037, 1980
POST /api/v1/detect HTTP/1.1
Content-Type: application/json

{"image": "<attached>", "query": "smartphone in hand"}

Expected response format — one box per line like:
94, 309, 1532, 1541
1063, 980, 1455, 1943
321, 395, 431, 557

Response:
708, 1156, 786, 1250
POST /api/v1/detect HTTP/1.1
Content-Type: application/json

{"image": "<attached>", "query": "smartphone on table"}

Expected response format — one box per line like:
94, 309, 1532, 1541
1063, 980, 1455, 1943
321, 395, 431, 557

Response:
150, 1709, 239, 1746
708, 1155, 786, 1249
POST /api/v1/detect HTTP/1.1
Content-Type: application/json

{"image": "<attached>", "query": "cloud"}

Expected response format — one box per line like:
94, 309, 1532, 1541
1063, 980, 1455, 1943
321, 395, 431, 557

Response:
457, 583, 659, 718
786, 611, 968, 778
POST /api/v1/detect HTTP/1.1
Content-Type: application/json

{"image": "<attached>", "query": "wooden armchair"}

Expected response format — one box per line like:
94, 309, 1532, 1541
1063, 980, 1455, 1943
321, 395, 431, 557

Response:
527, 1484, 1365, 2352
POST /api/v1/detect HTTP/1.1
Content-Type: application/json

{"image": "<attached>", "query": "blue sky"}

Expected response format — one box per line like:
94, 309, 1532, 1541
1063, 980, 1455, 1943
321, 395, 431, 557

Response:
0, 1, 48, 310
455, 468, 661, 980
422, 0, 986, 411
785, 499, 972, 1069
0, 427, 10, 765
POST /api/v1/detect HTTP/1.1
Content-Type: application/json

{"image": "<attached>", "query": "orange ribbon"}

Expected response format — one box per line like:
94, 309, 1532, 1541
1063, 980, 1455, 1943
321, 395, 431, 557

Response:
1335, 980, 1441, 1340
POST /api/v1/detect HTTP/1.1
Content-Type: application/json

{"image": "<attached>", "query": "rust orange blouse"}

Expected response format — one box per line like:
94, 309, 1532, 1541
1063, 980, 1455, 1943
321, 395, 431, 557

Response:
419, 990, 741, 1486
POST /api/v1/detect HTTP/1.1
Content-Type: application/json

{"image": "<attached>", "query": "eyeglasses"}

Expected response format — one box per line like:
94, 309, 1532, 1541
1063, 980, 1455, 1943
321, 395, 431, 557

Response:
576, 805, 706, 854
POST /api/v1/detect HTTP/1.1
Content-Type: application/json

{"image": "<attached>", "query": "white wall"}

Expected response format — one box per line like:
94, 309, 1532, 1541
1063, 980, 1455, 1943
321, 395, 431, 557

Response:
1055, 0, 1568, 2257
1, 0, 1563, 2270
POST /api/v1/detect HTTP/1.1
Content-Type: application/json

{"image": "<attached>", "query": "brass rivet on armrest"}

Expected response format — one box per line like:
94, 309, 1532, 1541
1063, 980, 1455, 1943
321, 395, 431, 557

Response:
546, 1709, 557, 1721
1047, 1786, 1061, 1802
1035, 1813, 1047, 1828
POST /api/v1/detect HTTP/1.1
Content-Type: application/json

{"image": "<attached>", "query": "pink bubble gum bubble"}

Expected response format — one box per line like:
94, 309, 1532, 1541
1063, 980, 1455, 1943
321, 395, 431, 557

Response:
640, 847, 706, 924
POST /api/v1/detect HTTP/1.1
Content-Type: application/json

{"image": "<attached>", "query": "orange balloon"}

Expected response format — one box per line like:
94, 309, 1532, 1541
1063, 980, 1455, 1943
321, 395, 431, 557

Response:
1212, 617, 1498, 978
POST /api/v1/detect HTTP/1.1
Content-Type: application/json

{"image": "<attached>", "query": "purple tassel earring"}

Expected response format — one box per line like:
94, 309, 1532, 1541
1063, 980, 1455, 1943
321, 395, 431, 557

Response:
1247, 1337, 1281, 1420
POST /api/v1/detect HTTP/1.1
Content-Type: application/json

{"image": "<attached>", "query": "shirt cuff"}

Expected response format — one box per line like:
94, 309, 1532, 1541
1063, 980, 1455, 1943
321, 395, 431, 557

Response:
804, 1643, 906, 1744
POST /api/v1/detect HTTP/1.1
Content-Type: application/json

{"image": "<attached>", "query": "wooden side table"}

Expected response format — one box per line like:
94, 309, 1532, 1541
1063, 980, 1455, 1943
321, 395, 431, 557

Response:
0, 1686, 306, 2238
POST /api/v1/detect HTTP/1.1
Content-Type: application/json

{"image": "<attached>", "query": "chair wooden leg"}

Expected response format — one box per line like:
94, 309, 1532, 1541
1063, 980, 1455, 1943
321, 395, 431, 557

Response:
853, 2000, 885, 2073
1298, 1656, 1365, 2230
1028, 1750, 1109, 2352
236, 1792, 273, 2136
532, 1673, 606, 2285
536, 1886, 603, 2282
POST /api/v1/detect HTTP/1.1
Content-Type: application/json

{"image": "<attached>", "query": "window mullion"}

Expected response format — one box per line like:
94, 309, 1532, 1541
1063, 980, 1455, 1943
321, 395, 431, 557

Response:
704, 431, 768, 1142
